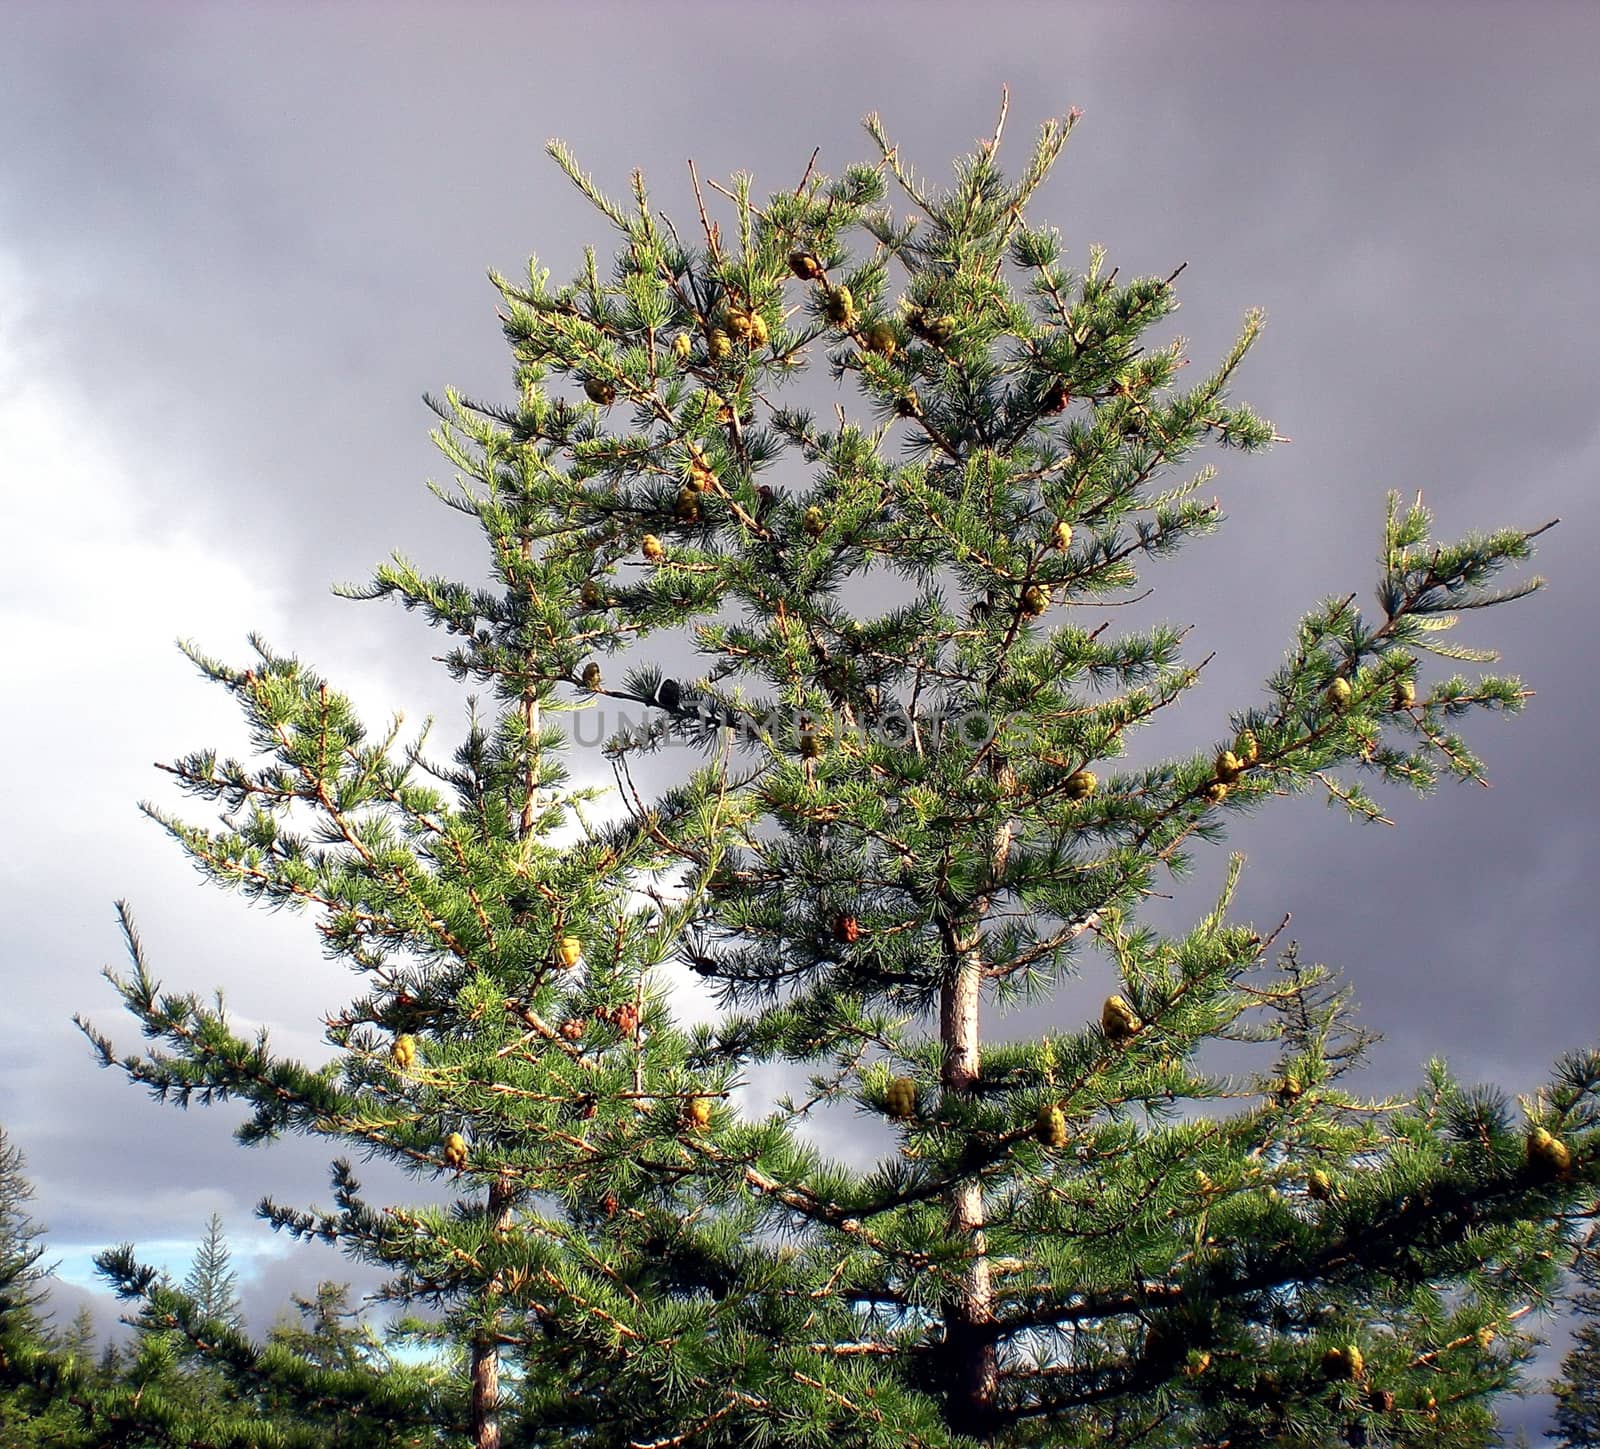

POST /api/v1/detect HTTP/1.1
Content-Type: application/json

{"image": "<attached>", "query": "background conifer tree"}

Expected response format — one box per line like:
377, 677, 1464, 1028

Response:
182, 1215, 243, 1333
1549, 1235, 1600, 1447
56, 99, 1600, 1449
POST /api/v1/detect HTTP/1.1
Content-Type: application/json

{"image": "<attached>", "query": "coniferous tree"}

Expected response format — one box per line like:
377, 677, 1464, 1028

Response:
183, 1215, 243, 1332
66, 99, 1600, 1449
267, 1281, 385, 1375
0, 1126, 50, 1335
1549, 1233, 1600, 1447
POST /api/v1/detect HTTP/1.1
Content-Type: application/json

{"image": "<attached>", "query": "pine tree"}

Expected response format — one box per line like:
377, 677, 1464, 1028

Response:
70, 98, 1600, 1448
266, 1281, 384, 1375
1549, 1232, 1600, 1447
182, 1214, 243, 1331
0, 1126, 50, 1334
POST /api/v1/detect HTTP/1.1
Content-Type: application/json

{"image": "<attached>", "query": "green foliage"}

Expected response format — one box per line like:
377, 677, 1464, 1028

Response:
61, 99, 1586, 1449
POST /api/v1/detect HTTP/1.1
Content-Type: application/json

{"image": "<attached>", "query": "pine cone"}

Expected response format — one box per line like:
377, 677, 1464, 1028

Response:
443, 1132, 469, 1171
556, 936, 584, 969
823, 285, 855, 327
1321, 1345, 1364, 1381
674, 487, 702, 523
1325, 677, 1353, 712
1101, 994, 1142, 1043
642, 534, 665, 561
671, 332, 692, 362
1235, 728, 1260, 765
560, 1018, 585, 1042
580, 580, 606, 609
1203, 782, 1229, 804
1214, 750, 1245, 784
1052, 520, 1073, 551
390, 1034, 417, 1071
1035, 1103, 1069, 1149
1021, 584, 1051, 617
908, 309, 956, 345
1527, 1126, 1572, 1179
1307, 1169, 1332, 1201
581, 662, 602, 692
832, 914, 860, 944
583, 377, 617, 406
885, 1076, 918, 1119
788, 250, 823, 280
861, 321, 897, 357
802, 505, 827, 537
707, 328, 731, 363
685, 1096, 713, 1131
1392, 678, 1416, 710
1064, 769, 1097, 801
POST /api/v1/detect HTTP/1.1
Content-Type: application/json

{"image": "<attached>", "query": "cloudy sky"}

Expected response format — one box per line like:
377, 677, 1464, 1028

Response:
1, 0, 1596, 1429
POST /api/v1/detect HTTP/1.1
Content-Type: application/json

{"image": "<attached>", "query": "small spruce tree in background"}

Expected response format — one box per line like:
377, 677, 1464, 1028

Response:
182, 1215, 242, 1333
38, 95, 1600, 1448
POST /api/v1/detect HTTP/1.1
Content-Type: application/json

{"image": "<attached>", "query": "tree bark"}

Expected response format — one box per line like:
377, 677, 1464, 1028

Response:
941, 947, 998, 1437
937, 778, 1013, 1438
470, 1174, 517, 1449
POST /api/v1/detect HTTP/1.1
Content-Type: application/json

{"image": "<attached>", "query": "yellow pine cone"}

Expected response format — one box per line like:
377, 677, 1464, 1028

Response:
443, 1132, 469, 1170
802, 505, 827, 537
885, 1076, 917, 1120
1325, 677, 1353, 711
861, 321, 897, 357
1392, 678, 1416, 710
707, 328, 731, 362
583, 378, 616, 406
1021, 584, 1051, 617
1035, 1103, 1069, 1149
1277, 1073, 1304, 1104
686, 1096, 713, 1131
671, 332, 693, 362
581, 662, 602, 692
390, 1034, 417, 1071
556, 935, 584, 969
674, 487, 702, 523
1234, 728, 1260, 765
1101, 994, 1142, 1043
725, 311, 753, 343
1203, 782, 1229, 804
824, 285, 855, 327
1214, 750, 1245, 784
1052, 520, 1073, 551
909, 310, 956, 344
1527, 1126, 1572, 1178
1064, 769, 1097, 801
642, 534, 665, 561
1321, 1345, 1364, 1381
580, 579, 606, 609
748, 312, 769, 346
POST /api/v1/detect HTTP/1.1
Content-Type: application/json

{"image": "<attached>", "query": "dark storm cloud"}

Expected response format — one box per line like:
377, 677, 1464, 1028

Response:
2, 0, 1596, 1422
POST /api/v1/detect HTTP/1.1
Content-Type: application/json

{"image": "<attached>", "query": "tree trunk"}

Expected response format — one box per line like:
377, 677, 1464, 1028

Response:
941, 940, 997, 1437
470, 1175, 517, 1449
